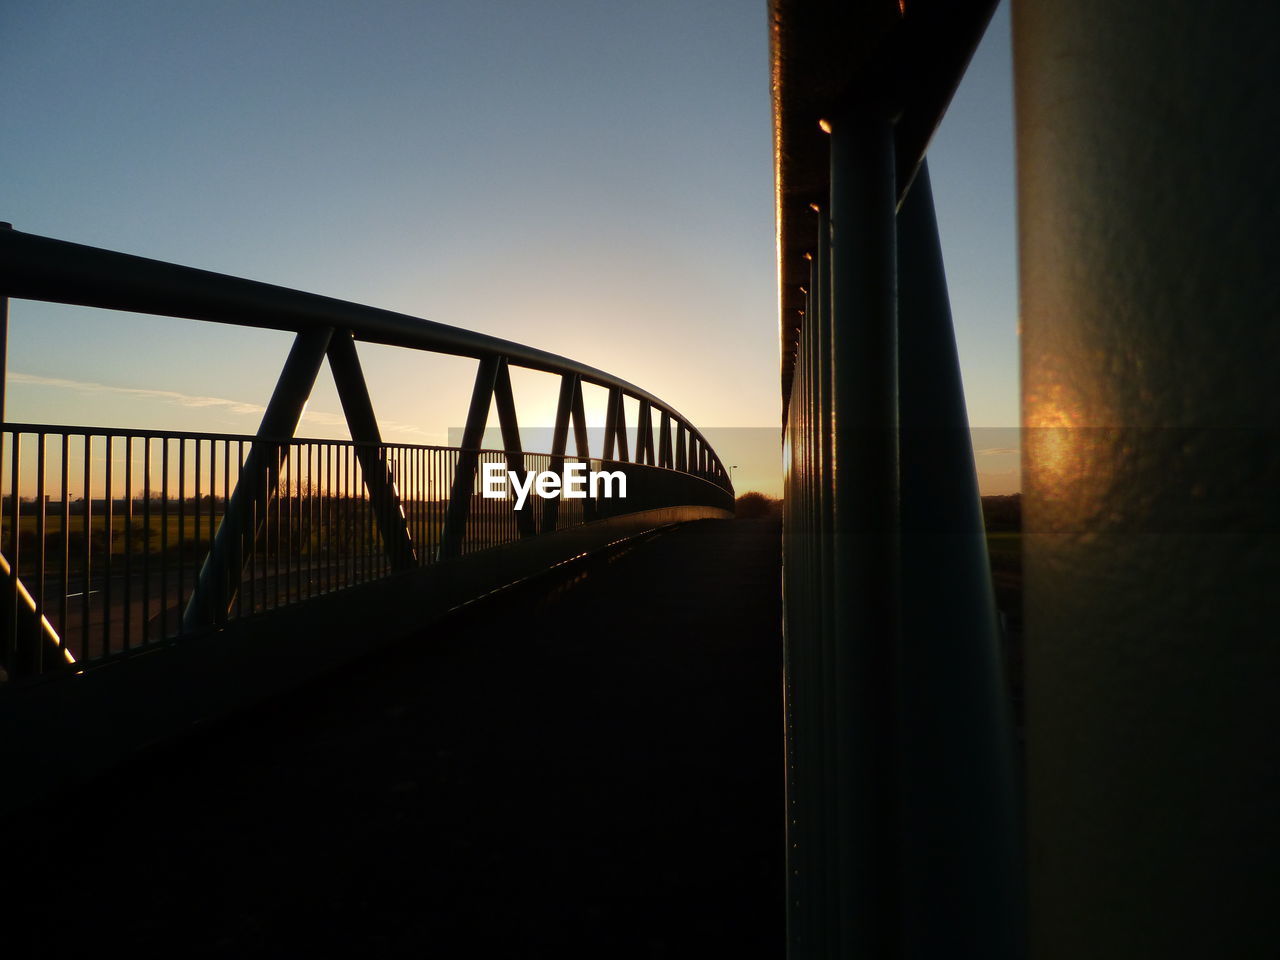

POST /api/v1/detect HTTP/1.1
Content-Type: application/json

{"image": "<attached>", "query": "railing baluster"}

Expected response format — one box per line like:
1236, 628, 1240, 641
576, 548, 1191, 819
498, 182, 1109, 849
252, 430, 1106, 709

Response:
9, 433, 21, 665
0, 429, 5, 660
325, 443, 333, 593
159, 438, 168, 642
359, 446, 367, 579
208, 438, 216, 601
292, 443, 297, 599
283, 445, 291, 604
247, 444, 256, 615
123, 435, 132, 650
0, 416, 731, 675
103, 435, 113, 657
193, 436, 201, 618
307, 442, 315, 599
236, 441, 245, 619
342, 445, 351, 586
60, 433, 70, 657
34, 433, 46, 674
299, 444, 306, 597
142, 436, 151, 645
223, 439, 231, 607
177, 438, 187, 635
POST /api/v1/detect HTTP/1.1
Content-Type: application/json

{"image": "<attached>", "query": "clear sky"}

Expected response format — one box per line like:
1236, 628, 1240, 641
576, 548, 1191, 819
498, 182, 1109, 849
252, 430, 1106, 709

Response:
1, 1, 1019, 497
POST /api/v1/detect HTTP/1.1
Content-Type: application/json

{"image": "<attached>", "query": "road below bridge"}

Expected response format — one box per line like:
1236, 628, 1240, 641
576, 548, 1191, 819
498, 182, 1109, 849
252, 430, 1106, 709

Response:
11, 518, 784, 957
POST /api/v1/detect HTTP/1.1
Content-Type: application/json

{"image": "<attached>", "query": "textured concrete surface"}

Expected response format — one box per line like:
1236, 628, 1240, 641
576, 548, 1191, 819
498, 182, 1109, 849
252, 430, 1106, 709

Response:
8, 519, 783, 958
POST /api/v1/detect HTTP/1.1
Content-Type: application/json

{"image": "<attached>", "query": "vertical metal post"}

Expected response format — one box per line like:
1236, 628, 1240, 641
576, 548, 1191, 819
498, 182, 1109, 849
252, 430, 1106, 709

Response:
183, 327, 334, 630
782, 316, 802, 949
326, 331, 416, 571
787, 232, 839, 959
9, 435, 21, 661
493, 357, 535, 539
541, 373, 576, 534
0, 268, 10, 667
122, 436, 132, 649
1017, 4, 1280, 955
102, 437, 113, 655
61, 434, 71, 653
0, 228, 20, 672
439, 355, 499, 559
0, 224, 8, 429
896, 161, 1021, 958
821, 109, 899, 958
676, 421, 687, 472
813, 204, 840, 960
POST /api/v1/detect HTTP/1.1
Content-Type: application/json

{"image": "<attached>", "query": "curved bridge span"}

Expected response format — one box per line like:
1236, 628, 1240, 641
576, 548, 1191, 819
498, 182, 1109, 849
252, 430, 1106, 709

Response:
0, 226, 736, 820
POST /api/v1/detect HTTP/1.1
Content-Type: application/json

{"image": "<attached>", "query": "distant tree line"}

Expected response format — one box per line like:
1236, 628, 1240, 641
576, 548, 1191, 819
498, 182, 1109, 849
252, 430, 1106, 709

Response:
980, 494, 1021, 532
735, 492, 782, 518
733, 492, 1021, 528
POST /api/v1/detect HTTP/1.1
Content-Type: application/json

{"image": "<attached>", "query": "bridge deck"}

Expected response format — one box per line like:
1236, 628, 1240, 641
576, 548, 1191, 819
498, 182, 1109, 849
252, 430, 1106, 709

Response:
10, 518, 783, 956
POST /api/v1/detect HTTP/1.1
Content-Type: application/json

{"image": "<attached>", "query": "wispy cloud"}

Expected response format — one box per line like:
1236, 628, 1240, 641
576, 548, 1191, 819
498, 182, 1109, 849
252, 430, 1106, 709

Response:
10, 371, 432, 438
11, 372, 266, 416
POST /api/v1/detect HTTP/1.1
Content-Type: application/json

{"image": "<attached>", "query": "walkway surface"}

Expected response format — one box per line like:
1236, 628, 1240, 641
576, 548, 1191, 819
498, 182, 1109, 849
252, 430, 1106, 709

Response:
11, 518, 784, 957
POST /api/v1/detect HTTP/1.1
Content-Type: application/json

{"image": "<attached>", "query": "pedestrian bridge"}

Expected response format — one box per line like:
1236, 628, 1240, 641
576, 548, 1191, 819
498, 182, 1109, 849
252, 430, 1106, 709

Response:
5, 1, 1275, 956
0, 221, 738, 798
0, 225, 777, 952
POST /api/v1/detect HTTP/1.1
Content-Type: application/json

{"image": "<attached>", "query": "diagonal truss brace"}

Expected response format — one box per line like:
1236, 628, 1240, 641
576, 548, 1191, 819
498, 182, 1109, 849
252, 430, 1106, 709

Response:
185, 328, 418, 629
327, 331, 417, 571
541, 372, 578, 535
184, 327, 334, 629
493, 358, 535, 540
636, 398, 655, 466
602, 387, 630, 463
658, 410, 672, 469
439, 355, 501, 560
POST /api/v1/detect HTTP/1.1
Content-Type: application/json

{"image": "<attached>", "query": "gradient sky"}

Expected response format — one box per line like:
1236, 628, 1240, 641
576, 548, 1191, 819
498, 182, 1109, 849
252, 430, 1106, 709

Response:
1, 1, 1019, 497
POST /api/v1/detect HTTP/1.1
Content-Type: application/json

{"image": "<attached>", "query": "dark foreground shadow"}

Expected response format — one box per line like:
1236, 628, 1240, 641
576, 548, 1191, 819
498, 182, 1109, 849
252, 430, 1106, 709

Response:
7, 518, 784, 958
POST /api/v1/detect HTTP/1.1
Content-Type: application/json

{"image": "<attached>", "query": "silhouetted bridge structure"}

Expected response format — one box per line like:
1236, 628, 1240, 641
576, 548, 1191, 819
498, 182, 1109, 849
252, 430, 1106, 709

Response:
5, 1, 1278, 957
0, 220, 786, 951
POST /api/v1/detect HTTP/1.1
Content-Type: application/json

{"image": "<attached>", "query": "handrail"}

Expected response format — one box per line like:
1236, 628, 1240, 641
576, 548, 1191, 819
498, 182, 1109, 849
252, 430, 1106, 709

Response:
0, 227, 733, 682
0, 227, 728, 477
0, 423, 732, 681
0, 420, 728, 475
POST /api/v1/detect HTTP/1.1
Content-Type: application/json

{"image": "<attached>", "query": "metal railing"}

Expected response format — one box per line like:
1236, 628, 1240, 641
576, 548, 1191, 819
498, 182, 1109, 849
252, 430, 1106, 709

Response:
0, 225, 734, 683
771, 3, 1018, 956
